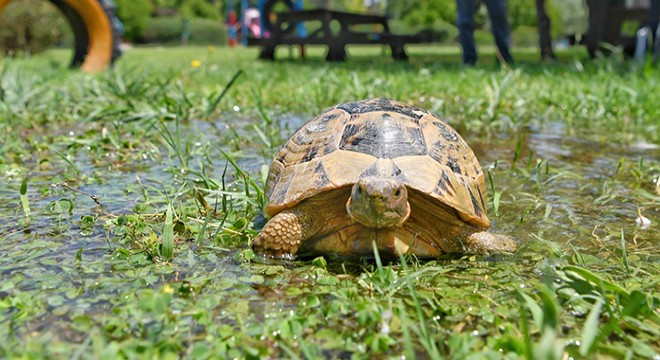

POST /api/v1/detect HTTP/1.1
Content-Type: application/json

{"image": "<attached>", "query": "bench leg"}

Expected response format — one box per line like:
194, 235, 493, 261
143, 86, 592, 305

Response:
259, 45, 276, 61
391, 45, 408, 61
326, 44, 347, 61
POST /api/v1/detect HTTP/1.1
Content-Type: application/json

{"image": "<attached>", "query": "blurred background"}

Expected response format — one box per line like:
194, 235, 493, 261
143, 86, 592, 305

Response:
0, 0, 590, 57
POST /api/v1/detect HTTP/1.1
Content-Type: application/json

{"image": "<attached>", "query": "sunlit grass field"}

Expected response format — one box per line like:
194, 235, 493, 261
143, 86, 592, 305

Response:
0, 45, 658, 359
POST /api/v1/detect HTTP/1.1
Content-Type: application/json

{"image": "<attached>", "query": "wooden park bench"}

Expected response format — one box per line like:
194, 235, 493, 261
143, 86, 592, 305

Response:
254, 8, 433, 61
585, 0, 657, 57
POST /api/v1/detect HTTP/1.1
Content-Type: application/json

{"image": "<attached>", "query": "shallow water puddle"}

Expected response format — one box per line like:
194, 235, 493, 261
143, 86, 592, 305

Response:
0, 113, 658, 343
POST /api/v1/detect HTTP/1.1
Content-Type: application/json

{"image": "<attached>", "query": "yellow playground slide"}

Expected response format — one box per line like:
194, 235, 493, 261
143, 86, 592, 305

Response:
0, 0, 122, 72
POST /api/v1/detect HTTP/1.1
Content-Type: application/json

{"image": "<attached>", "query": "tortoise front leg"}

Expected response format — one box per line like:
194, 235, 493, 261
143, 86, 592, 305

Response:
252, 205, 317, 257
464, 231, 518, 254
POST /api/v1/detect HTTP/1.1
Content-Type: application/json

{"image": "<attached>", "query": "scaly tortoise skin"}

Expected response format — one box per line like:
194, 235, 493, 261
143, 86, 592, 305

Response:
253, 99, 517, 257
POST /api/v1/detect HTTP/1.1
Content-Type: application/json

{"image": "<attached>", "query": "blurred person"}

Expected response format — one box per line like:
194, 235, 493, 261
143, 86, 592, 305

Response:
536, 0, 556, 60
455, 0, 514, 65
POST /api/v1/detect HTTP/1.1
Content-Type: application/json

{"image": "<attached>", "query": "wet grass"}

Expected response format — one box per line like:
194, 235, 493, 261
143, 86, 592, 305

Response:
0, 45, 658, 359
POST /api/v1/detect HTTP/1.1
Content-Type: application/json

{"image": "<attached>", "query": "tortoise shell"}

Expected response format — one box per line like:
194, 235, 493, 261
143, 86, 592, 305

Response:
264, 98, 490, 228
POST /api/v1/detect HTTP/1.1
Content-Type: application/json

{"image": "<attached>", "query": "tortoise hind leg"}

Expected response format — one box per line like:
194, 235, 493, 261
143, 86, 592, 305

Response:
252, 206, 317, 257
464, 231, 518, 254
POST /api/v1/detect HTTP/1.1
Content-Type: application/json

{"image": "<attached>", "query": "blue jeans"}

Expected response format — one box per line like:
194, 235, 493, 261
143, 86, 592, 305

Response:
456, 0, 514, 65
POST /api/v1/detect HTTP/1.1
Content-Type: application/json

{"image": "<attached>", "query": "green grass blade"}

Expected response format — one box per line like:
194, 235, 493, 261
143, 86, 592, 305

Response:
397, 303, 417, 360
518, 292, 534, 360
562, 266, 629, 296
620, 229, 629, 271
372, 240, 383, 271
512, 131, 524, 169
206, 69, 243, 117
196, 211, 211, 245
538, 285, 559, 331
580, 297, 604, 356
20, 177, 30, 218
519, 291, 543, 331
161, 206, 174, 260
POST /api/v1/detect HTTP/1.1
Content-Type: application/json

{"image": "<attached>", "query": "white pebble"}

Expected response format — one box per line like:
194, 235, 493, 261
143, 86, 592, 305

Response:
635, 214, 651, 229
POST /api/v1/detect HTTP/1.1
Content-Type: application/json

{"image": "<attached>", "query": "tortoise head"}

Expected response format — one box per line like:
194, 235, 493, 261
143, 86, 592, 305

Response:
346, 177, 411, 228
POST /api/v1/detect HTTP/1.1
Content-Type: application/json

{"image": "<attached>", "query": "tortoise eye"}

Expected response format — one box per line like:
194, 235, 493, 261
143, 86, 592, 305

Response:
394, 189, 402, 197
357, 185, 363, 194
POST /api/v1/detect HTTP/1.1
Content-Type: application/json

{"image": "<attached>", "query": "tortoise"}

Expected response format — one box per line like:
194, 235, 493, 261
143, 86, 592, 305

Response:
252, 98, 517, 258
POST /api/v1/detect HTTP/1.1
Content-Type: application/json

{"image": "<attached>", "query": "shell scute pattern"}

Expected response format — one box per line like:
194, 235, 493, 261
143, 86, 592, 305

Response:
433, 120, 459, 142
337, 98, 429, 120
433, 169, 454, 195
265, 99, 490, 227
339, 112, 427, 159
446, 157, 462, 174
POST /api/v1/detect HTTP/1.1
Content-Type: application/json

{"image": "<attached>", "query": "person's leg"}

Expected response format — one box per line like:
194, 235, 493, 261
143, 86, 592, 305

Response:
649, 0, 659, 41
485, 0, 514, 64
585, 0, 608, 58
535, 0, 556, 59
456, 0, 478, 65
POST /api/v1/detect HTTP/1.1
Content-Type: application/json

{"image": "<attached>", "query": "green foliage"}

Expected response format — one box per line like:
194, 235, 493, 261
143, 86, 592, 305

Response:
153, 0, 222, 19
179, 0, 222, 19
508, 0, 564, 36
552, 0, 588, 35
188, 17, 227, 44
400, 0, 456, 29
512, 25, 540, 47
545, 0, 565, 37
116, 0, 154, 41
508, 0, 538, 29
139, 17, 227, 45
140, 16, 183, 44
0, 0, 70, 57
